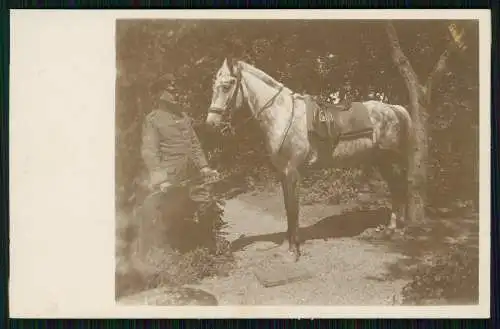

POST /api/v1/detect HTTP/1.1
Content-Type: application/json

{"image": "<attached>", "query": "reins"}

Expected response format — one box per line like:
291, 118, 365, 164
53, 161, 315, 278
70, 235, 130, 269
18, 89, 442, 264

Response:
277, 94, 295, 155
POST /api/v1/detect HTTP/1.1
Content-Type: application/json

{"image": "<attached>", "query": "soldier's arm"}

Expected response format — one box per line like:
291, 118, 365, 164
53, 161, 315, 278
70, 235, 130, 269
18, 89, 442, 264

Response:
141, 115, 168, 187
186, 117, 209, 169
141, 115, 160, 170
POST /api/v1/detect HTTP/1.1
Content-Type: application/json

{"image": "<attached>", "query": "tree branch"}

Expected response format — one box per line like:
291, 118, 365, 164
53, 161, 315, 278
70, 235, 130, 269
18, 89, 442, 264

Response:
424, 48, 451, 104
385, 21, 421, 87
424, 23, 468, 105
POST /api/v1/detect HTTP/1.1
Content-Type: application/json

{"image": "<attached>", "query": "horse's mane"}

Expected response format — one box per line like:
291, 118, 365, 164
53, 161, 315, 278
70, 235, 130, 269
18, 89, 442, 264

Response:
237, 61, 284, 90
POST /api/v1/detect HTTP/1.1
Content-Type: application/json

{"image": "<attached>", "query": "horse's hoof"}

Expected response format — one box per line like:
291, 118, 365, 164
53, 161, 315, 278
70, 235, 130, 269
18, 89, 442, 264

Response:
280, 247, 300, 263
290, 248, 301, 262
388, 213, 398, 230
280, 251, 294, 263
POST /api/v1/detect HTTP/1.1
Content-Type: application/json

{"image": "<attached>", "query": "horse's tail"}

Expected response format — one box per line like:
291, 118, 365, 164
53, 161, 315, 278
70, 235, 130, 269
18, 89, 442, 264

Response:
390, 105, 413, 216
390, 104, 413, 165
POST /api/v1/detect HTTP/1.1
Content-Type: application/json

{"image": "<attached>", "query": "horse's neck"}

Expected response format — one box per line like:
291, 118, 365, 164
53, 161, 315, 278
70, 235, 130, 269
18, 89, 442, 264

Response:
241, 71, 279, 111
241, 70, 292, 152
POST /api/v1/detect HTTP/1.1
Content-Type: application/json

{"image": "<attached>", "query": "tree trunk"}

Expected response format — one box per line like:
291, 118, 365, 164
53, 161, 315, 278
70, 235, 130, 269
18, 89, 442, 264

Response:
386, 23, 429, 223
407, 98, 429, 222
385, 21, 467, 223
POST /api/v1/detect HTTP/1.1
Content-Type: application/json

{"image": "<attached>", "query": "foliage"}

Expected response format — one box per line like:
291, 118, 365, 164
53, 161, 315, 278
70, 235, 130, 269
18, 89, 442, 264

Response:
116, 242, 234, 298
115, 192, 234, 298
116, 19, 478, 211
144, 239, 234, 291
358, 214, 479, 305
401, 244, 479, 304
147, 182, 234, 289
395, 219, 479, 305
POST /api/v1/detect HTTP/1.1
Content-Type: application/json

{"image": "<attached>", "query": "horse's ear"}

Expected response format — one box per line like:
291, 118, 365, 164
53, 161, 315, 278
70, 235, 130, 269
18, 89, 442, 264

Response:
227, 57, 236, 70
223, 57, 238, 75
230, 58, 240, 75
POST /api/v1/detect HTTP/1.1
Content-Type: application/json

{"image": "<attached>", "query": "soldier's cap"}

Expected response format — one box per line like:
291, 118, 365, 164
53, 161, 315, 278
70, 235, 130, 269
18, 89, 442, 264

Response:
159, 90, 178, 104
150, 72, 177, 102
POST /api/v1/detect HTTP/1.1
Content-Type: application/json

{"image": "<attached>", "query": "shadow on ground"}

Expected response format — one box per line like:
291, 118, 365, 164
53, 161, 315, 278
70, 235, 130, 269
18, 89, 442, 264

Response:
229, 201, 480, 306
230, 207, 390, 252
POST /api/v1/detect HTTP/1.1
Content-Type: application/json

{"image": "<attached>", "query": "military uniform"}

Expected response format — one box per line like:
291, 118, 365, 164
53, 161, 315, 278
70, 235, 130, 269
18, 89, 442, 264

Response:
141, 107, 209, 188
135, 94, 213, 258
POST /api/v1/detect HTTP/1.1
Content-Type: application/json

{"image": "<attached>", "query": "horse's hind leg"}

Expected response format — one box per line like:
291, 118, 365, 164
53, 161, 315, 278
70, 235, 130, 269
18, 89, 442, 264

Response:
397, 157, 408, 225
376, 152, 405, 229
280, 169, 301, 261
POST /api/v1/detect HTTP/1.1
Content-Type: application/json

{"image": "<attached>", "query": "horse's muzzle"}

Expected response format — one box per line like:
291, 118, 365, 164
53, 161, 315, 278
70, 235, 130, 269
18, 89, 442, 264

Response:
206, 110, 223, 128
208, 107, 225, 115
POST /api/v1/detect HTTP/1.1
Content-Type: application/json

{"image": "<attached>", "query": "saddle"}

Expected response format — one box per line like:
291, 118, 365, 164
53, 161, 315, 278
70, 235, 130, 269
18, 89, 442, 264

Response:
304, 95, 374, 144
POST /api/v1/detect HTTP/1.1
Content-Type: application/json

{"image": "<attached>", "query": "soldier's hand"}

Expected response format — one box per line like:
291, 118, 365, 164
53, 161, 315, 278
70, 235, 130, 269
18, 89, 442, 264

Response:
200, 167, 221, 183
148, 171, 169, 191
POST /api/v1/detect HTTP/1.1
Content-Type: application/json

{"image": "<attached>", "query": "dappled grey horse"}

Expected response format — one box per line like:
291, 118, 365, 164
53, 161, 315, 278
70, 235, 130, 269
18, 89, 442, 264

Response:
206, 58, 412, 261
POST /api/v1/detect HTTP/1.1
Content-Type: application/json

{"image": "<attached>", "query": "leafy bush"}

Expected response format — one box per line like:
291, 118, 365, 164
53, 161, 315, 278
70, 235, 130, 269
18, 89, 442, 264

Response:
402, 244, 479, 304
358, 217, 479, 305
116, 242, 234, 298
116, 185, 235, 298
144, 238, 234, 290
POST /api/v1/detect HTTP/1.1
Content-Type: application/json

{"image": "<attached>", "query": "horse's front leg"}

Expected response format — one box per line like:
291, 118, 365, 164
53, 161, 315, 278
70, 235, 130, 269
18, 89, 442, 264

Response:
280, 169, 300, 262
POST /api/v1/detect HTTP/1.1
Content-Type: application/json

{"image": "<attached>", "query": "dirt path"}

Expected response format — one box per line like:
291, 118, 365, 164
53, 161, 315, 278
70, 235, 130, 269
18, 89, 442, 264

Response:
186, 187, 410, 305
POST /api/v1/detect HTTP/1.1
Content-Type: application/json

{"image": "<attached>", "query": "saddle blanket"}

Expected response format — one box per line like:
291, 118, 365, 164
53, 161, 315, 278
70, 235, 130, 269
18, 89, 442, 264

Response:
303, 95, 374, 142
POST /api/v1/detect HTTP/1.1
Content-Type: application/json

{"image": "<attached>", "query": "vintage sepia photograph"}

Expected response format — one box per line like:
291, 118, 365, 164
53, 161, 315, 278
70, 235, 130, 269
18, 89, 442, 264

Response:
9, 9, 490, 318
114, 17, 483, 307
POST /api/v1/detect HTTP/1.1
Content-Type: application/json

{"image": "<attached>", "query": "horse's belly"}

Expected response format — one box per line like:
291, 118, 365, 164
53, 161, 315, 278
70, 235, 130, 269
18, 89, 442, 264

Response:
331, 137, 374, 167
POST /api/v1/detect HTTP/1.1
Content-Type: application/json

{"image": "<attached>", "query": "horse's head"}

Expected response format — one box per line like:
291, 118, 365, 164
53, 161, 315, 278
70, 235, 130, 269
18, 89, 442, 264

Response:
206, 58, 243, 131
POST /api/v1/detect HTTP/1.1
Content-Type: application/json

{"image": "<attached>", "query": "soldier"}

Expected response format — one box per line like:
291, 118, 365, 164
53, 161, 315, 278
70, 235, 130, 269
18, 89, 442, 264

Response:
136, 87, 220, 259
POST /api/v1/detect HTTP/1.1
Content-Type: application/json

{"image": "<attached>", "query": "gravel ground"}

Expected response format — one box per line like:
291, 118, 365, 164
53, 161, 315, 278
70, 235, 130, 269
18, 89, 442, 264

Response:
185, 188, 410, 305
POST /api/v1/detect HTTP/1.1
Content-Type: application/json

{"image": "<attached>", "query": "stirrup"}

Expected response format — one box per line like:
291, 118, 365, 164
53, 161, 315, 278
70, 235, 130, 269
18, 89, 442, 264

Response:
306, 150, 318, 166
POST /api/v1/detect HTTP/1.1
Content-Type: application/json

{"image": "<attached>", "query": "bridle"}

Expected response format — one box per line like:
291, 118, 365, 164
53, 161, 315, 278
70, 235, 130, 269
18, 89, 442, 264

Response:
208, 67, 286, 133
208, 64, 296, 154
208, 70, 243, 117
